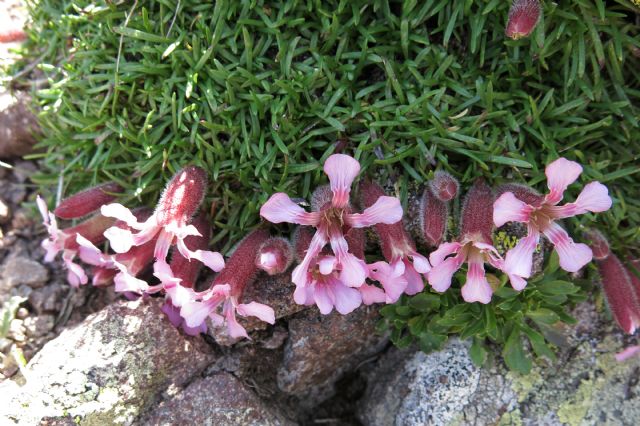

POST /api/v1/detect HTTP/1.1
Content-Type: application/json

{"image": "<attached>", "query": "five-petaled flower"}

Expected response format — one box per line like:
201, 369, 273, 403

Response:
180, 229, 276, 339
260, 154, 403, 307
100, 166, 225, 274
428, 181, 504, 304
494, 158, 612, 289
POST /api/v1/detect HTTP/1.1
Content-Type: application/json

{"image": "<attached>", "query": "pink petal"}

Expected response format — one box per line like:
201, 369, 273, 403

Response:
292, 230, 327, 287
153, 260, 181, 285
493, 192, 532, 227
323, 154, 360, 208
104, 226, 136, 254
345, 196, 403, 228
359, 284, 386, 305
293, 282, 314, 305
545, 158, 583, 205
461, 258, 493, 304
161, 300, 183, 328
314, 283, 335, 314
409, 252, 431, 274
615, 346, 640, 362
187, 248, 225, 272
368, 260, 408, 303
543, 222, 592, 273
259, 252, 277, 271
329, 231, 367, 287
428, 253, 465, 292
41, 238, 61, 263
36, 195, 49, 223
165, 284, 195, 308
318, 256, 337, 275
154, 229, 174, 261
403, 259, 425, 295
237, 302, 276, 324
260, 193, 320, 225
100, 203, 143, 228
76, 234, 113, 267
332, 280, 363, 314
181, 300, 214, 328
552, 182, 612, 219
504, 231, 540, 280
113, 269, 148, 294
63, 252, 88, 287
429, 242, 462, 267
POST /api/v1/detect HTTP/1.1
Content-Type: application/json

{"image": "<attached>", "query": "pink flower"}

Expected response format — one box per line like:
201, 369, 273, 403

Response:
428, 181, 503, 304
360, 181, 431, 300
260, 154, 403, 294
37, 196, 114, 287
505, 0, 541, 40
494, 158, 612, 287
180, 229, 275, 339
291, 227, 364, 314
100, 166, 224, 273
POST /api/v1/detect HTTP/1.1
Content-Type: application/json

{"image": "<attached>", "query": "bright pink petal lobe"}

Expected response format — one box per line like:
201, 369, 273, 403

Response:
543, 223, 592, 273
493, 192, 531, 227
346, 196, 403, 228
323, 154, 360, 208
544, 158, 583, 205
260, 193, 320, 225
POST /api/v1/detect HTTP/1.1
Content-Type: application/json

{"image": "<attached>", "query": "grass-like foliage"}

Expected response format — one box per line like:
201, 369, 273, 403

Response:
7, 0, 640, 370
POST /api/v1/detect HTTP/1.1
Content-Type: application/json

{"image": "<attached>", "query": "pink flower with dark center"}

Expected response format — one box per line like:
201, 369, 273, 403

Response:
291, 227, 364, 314
494, 158, 612, 287
37, 196, 114, 287
100, 166, 224, 273
360, 181, 431, 300
506, 0, 541, 40
256, 237, 293, 275
180, 229, 275, 339
260, 154, 403, 293
428, 181, 504, 304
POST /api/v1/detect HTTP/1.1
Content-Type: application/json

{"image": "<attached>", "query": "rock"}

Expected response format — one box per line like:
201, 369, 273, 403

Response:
358, 339, 480, 426
0, 256, 49, 290
0, 197, 10, 224
22, 314, 55, 337
277, 305, 387, 402
28, 282, 66, 314
0, 91, 39, 158
357, 302, 640, 426
141, 372, 293, 425
0, 299, 215, 425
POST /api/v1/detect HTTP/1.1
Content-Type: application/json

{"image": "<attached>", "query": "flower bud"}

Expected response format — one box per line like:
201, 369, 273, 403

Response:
420, 187, 448, 247
596, 253, 640, 334
585, 229, 610, 260
460, 180, 494, 244
63, 214, 116, 250
429, 171, 459, 202
54, 182, 123, 219
156, 166, 208, 225
256, 237, 293, 275
506, 0, 541, 40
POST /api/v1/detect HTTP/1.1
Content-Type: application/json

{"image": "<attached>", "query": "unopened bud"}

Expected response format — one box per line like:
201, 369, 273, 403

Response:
460, 180, 494, 244
597, 253, 640, 334
420, 187, 448, 247
256, 237, 293, 275
497, 183, 544, 208
429, 171, 459, 202
156, 166, 208, 225
292, 226, 314, 263
54, 182, 123, 219
506, 0, 541, 40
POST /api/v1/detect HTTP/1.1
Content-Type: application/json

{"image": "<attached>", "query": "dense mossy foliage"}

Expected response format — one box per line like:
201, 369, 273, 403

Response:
8, 1, 640, 371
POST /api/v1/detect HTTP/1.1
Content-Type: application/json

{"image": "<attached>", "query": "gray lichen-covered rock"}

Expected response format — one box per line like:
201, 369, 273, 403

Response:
0, 91, 39, 158
358, 302, 640, 426
278, 305, 387, 401
140, 372, 293, 425
0, 298, 215, 425
0, 255, 49, 290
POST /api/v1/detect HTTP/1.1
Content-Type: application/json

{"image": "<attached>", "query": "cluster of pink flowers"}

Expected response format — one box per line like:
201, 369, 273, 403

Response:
39, 155, 613, 339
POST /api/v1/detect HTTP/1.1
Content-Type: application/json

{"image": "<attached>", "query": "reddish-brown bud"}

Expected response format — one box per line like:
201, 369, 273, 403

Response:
54, 182, 123, 219
256, 237, 293, 275
420, 188, 448, 247
429, 171, 459, 202
596, 253, 640, 334
214, 228, 270, 298
497, 183, 544, 208
62, 214, 116, 250
169, 214, 212, 288
360, 181, 416, 259
585, 229, 610, 260
345, 228, 366, 259
460, 180, 494, 244
156, 166, 208, 225
506, 0, 541, 40
629, 259, 640, 298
